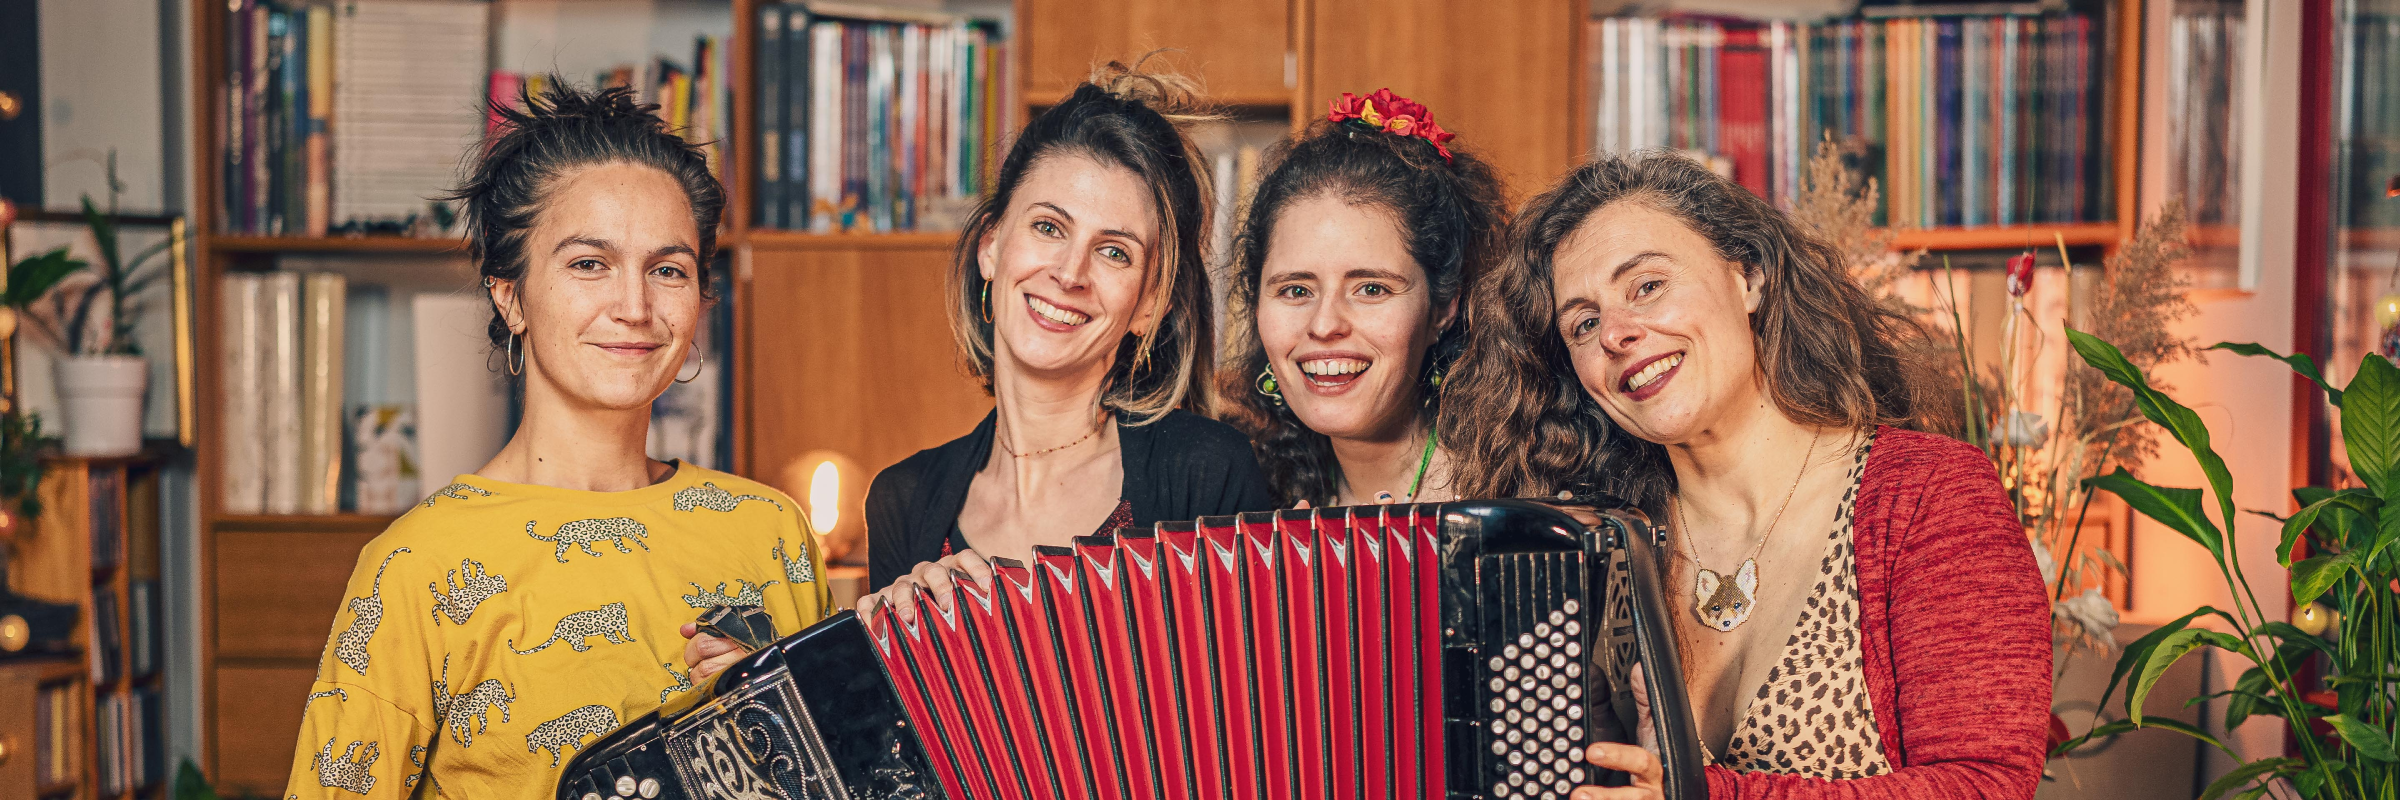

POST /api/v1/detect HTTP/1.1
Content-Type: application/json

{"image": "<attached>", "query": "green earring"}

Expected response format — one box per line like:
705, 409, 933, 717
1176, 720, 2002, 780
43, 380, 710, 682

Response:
1256, 367, 1283, 405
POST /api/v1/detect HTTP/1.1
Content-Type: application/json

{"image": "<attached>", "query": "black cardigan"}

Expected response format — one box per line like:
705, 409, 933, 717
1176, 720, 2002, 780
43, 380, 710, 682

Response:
866, 409, 1277, 589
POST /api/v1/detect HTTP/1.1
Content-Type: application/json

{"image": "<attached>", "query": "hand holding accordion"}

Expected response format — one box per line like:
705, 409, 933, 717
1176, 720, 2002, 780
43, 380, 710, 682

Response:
559, 501, 1705, 800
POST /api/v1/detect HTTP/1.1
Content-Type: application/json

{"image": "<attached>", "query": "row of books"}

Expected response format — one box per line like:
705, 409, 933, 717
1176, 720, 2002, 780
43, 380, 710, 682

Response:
220, 0, 487, 235
754, 5, 1016, 233
487, 33, 732, 185
1588, 14, 2110, 228
220, 272, 350, 514
86, 579, 164, 687
95, 688, 166, 794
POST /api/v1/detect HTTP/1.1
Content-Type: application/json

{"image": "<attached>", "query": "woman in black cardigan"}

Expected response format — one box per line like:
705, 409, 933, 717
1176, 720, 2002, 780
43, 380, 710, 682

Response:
858, 61, 1274, 618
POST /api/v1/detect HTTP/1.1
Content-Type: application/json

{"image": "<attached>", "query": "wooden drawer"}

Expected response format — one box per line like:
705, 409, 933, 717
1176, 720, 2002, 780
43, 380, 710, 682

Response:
213, 530, 378, 661
211, 665, 318, 795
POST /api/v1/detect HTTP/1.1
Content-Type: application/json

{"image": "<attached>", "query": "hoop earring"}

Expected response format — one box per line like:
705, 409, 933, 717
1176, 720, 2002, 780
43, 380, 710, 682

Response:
675, 350, 704, 384
507, 332, 525, 376
1255, 366, 1283, 406
980, 283, 992, 323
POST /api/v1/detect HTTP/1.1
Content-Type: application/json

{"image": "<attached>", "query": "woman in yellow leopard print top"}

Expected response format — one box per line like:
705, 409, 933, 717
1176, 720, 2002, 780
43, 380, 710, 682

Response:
282, 81, 831, 798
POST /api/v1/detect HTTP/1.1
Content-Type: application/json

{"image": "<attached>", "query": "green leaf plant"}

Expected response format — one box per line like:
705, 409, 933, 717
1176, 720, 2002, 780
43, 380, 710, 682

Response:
4, 152, 174, 356
2060, 330, 2400, 799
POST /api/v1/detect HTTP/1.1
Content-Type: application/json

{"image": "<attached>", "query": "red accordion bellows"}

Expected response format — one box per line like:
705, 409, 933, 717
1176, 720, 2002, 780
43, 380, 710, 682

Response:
869, 506, 1472, 800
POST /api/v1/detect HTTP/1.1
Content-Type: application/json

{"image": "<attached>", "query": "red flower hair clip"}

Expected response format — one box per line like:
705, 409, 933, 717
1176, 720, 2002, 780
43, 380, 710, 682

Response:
1328, 88, 1456, 162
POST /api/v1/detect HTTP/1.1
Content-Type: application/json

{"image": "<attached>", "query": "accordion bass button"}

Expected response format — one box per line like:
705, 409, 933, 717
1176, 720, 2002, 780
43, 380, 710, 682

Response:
1549, 610, 1566, 626
1568, 704, 1584, 719
1570, 725, 1586, 740
583, 793, 603, 800
1519, 633, 1536, 648
1490, 656, 1507, 671
1570, 767, 1586, 783
638, 779, 660, 799
1564, 599, 1581, 614
1565, 620, 1581, 636
1534, 622, 1552, 637
616, 776, 638, 797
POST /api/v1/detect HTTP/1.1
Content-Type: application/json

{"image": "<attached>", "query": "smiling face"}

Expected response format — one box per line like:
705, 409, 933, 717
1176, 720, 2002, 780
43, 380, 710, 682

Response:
1256, 194, 1452, 444
977, 152, 1162, 389
492, 161, 704, 412
1551, 200, 1764, 446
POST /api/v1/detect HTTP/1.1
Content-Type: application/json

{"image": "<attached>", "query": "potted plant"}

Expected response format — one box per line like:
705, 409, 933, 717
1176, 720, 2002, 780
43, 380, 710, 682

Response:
5, 188, 176, 457
2055, 332, 2399, 799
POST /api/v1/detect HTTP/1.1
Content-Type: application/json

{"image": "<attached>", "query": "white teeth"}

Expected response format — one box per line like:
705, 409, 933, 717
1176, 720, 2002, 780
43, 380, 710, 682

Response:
1299, 358, 1371, 376
1026, 295, 1089, 326
1626, 353, 1683, 391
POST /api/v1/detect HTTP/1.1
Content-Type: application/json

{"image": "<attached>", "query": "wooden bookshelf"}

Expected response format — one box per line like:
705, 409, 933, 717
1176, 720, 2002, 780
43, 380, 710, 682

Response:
5, 458, 170, 800
1577, 0, 2145, 252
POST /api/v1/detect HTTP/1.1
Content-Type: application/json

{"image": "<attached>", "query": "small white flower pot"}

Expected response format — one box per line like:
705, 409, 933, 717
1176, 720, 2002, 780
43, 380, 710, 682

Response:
55, 355, 148, 457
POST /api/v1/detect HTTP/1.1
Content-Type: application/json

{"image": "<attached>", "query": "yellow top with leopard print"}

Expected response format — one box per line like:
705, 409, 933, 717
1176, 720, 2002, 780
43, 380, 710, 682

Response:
281, 465, 832, 799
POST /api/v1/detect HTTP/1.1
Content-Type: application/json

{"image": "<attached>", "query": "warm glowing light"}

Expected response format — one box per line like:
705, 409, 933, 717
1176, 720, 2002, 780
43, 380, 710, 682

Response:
807, 460, 842, 533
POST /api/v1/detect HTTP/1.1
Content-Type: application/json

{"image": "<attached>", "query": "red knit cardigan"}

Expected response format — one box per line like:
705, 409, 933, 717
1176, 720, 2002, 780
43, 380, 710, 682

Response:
1701, 427, 2052, 799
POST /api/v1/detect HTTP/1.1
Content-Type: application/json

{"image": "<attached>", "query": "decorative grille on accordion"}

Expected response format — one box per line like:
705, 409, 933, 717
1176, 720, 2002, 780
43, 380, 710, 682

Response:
557, 501, 1706, 800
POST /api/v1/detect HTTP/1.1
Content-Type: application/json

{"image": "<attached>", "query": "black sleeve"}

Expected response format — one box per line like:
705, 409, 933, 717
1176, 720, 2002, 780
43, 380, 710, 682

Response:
865, 459, 931, 591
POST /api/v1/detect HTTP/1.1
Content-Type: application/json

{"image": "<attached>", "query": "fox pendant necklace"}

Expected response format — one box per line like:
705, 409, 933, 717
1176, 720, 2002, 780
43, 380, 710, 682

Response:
1672, 433, 1819, 633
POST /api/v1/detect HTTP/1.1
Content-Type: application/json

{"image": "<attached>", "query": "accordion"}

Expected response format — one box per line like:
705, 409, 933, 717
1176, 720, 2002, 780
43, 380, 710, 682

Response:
559, 501, 1704, 800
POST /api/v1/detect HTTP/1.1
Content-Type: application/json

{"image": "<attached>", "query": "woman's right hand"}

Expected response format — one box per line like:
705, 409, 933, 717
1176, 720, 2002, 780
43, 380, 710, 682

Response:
856, 549, 996, 624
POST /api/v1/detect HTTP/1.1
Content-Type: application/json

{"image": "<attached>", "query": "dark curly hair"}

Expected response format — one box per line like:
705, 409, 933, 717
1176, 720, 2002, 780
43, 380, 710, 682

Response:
1218, 114, 1508, 505
947, 55, 1219, 424
444, 80, 725, 352
1442, 151, 1937, 510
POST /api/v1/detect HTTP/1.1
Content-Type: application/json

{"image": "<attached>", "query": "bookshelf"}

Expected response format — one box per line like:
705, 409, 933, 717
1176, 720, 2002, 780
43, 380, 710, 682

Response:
4, 457, 171, 800
1579, 0, 2145, 253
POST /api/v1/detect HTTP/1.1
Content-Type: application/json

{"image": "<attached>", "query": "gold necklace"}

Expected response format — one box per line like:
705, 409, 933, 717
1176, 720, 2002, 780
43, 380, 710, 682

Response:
1671, 431, 1819, 633
997, 411, 1106, 458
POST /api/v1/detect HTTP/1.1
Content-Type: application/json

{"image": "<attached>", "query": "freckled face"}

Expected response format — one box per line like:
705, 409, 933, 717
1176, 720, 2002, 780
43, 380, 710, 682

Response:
1551, 201, 1763, 446
1255, 195, 1452, 443
492, 162, 704, 412
977, 153, 1162, 384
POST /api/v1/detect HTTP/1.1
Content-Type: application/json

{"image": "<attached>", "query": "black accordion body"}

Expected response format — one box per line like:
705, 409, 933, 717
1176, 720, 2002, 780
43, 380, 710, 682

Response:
559, 501, 1704, 800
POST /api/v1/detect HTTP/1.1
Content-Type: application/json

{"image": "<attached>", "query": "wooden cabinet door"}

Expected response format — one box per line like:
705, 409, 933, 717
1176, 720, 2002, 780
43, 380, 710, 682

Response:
739, 241, 991, 507
1302, 0, 1580, 199
1020, 0, 1293, 107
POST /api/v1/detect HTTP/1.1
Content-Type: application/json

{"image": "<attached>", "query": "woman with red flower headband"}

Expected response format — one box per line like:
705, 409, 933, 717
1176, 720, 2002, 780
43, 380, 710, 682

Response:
1219, 88, 1504, 507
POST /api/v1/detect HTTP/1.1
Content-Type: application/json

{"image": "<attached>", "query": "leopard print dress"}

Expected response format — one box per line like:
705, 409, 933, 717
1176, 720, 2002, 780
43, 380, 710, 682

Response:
1714, 433, 1894, 779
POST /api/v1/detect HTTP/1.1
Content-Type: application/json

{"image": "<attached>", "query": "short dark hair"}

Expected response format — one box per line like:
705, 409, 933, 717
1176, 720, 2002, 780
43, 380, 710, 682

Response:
946, 56, 1217, 424
1218, 116, 1507, 505
1443, 151, 1930, 507
445, 81, 725, 351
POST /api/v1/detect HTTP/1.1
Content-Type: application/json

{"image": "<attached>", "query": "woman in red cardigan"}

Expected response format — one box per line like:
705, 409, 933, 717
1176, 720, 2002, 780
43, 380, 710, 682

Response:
1443, 152, 2051, 799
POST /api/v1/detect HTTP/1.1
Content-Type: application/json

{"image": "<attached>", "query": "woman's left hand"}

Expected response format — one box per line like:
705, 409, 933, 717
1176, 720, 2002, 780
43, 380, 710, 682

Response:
1571, 742, 1664, 800
679, 622, 749, 681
